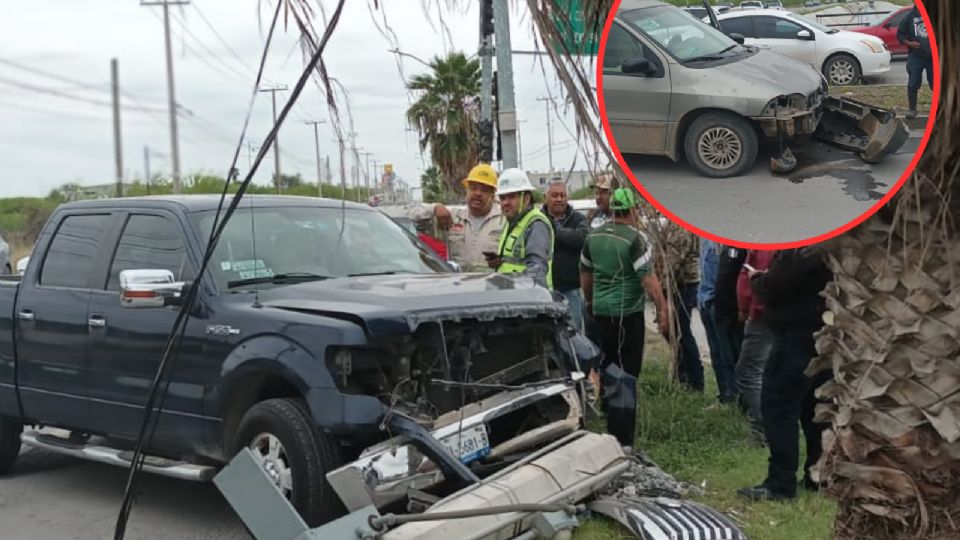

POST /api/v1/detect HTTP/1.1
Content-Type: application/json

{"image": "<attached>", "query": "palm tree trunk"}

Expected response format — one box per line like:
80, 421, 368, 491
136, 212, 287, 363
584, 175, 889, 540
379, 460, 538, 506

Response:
810, 2, 960, 538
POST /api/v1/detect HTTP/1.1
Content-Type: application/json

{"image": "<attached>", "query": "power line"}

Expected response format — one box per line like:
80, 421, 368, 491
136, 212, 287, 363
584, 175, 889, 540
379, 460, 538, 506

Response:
0, 75, 168, 113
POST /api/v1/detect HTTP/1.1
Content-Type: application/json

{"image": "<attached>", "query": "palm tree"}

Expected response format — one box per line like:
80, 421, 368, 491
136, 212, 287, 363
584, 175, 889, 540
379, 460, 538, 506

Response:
419, 166, 446, 203
406, 52, 481, 197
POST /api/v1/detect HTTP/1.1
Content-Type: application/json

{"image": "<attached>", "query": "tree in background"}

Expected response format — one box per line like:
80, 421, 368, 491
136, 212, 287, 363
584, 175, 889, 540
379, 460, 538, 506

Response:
406, 52, 480, 197
420, 166, 445, 203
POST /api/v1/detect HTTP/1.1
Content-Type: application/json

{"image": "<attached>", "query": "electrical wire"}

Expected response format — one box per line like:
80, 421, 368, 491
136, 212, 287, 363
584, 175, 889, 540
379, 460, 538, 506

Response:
111, 0, 349, 536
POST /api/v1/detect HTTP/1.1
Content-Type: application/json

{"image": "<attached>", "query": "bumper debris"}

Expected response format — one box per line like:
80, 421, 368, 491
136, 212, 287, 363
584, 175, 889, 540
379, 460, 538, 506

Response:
815, 96, 910, 163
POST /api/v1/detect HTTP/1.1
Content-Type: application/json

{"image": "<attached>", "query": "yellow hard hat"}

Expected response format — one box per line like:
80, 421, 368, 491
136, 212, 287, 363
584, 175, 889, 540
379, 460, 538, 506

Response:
462, 163, 498, 189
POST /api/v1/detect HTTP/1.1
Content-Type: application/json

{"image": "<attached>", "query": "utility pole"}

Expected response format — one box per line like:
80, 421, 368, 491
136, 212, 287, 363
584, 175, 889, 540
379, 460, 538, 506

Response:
536, 97, 555, 173
259, 84, 288, 193
492, 0, 518, 168
479, 0, 494, 123
143, 146, 151, 195
360, 152, 373, 199
305, 120, 326, 197
371, 159, 380, 199
142, 0, 189, 194
111, 58, 124, 198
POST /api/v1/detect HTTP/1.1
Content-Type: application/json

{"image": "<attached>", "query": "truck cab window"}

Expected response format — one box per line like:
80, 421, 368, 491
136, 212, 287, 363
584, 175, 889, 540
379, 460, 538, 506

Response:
107, 214, 191, 290
40, 214, 111, 288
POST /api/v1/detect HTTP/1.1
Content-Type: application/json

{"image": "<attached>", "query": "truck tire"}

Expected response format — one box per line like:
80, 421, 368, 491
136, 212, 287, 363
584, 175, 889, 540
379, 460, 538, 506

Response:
683, 112, 758, 178
824, 54, 861, 86
234, 398, 344, 527
0, 416, 22, 474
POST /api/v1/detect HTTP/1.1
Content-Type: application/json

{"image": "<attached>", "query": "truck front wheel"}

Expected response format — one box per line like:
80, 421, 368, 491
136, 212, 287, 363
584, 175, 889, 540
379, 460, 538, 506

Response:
0, 416, 22, 474
234, 398, 344, 527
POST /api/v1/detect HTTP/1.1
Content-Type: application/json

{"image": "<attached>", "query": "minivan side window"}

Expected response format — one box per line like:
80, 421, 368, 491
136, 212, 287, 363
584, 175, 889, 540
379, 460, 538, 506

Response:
106, 214, 191, 290
719, 17, 756, 38
40, 214, 111, 289
603, 23, 663, 76
755, 16, 804, 39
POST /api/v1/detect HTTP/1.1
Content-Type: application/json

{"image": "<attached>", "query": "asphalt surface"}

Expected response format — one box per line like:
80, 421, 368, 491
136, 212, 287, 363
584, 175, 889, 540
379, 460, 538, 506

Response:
2, 446, 249, 540
627, 130, 923, 244
866, 57, 909, 86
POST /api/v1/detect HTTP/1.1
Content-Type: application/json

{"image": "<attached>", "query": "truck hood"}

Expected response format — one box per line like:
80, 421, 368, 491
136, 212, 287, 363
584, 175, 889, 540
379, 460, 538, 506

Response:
258, 272, 566, 337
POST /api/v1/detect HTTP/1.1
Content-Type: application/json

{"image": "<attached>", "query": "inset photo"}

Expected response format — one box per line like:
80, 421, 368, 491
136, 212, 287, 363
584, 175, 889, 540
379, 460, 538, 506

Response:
599, 0, 938, 245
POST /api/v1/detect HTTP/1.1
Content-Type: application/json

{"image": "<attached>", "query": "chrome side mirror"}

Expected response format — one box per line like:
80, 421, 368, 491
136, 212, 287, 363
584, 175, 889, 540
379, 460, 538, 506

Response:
16, 256, 29, 275
120, 269, 186, 308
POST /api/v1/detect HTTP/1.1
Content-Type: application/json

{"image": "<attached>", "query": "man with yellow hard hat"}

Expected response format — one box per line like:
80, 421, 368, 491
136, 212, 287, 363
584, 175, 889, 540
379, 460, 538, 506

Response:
402, 163, 504, 272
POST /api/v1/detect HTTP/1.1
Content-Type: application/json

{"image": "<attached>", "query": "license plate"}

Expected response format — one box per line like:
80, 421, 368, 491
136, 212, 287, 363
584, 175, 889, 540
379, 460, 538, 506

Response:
440, 424, 490, 465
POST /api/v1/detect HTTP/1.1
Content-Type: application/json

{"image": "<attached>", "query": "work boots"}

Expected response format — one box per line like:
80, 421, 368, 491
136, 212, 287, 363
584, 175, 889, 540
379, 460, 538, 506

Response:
907, 91, 919, 119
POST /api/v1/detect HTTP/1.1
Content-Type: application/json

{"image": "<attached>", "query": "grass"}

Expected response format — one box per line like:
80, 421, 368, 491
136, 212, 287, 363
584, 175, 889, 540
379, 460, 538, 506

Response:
831, 84, 934, 113
573, 331, 837, 540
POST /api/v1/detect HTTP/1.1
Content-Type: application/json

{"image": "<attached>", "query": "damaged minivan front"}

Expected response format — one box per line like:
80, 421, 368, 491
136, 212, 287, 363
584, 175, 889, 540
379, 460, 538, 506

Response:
602, 0, 908, 177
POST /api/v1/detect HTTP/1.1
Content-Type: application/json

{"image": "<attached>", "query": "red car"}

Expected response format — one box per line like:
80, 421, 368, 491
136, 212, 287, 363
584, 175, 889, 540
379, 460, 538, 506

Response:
850, 6, 912, 56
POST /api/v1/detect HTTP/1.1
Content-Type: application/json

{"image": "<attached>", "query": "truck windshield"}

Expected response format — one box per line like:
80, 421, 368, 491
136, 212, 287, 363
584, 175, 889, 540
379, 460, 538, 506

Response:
192, 206, 449, 290
622, 5, 740, 62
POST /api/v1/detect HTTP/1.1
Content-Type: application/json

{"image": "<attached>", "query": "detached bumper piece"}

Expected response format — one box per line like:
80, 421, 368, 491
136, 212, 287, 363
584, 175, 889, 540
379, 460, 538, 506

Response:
815, 96, 910, 164
590, 496, 747, 540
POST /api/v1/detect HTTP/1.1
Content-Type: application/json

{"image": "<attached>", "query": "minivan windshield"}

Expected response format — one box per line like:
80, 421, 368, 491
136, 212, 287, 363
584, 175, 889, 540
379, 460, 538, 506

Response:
192, 206, 449, 290
622, 5, 741, 62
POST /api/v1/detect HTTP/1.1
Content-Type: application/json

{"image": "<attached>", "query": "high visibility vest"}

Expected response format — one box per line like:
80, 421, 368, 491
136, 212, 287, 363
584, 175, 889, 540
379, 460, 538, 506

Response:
496, 207, 554, 289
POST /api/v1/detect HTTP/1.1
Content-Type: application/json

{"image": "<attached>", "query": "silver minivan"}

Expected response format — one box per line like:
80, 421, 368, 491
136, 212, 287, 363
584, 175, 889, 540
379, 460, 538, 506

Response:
603, 0, 827, 177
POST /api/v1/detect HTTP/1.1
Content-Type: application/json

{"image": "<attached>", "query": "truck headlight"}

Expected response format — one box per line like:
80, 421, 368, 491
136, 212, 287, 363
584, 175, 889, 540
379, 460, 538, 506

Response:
861, 40, 884, 54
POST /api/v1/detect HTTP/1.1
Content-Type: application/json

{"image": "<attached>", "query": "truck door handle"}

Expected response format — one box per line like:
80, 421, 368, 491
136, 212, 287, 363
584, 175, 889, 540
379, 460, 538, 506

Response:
18, 309, 35, 321
88, 315, 107, 328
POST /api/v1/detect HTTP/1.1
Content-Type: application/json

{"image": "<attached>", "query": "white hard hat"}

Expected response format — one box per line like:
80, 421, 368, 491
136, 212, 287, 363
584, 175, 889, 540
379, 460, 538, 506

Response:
497, 168, 536, 196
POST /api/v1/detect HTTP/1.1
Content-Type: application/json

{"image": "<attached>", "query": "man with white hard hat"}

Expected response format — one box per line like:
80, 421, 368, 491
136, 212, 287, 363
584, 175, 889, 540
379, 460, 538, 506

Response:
484, 168, 554, 289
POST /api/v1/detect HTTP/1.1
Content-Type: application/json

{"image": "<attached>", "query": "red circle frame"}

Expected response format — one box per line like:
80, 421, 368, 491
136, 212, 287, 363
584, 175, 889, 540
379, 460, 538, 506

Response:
596, 0, 942, 249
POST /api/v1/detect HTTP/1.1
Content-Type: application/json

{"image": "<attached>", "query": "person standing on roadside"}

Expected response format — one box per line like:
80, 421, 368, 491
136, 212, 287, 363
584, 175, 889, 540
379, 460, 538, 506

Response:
586, 173, 614, 229
543, 178, 589, 331
737, 247, 832, 502
712, 245, 747, 404
660, 222, 703, 393
898, 4, 933, 119
402, 163, 502, 272
485, 168, 554, 289
698, 239, 726, 400
735, 249, 778, 442
580, 188, 669, 447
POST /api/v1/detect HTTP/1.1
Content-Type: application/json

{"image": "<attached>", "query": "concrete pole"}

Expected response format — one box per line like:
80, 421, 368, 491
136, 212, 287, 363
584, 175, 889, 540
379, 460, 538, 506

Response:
259, 85, 288, 193
143, 146, 151, 195
111, 58, 124, 198
161, 2, 183, 193
306, 120, 326, 197
492, 0, 518, 168
536, 97, 555, 173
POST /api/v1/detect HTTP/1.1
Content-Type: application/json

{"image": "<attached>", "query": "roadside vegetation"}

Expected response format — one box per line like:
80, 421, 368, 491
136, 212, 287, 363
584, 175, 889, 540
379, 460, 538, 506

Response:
575, 331, 837, 540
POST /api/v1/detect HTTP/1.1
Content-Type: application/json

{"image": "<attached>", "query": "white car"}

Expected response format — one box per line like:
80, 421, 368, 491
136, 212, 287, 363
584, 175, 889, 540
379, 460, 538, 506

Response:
716, 9, 890, 85
739, 1, 764, 8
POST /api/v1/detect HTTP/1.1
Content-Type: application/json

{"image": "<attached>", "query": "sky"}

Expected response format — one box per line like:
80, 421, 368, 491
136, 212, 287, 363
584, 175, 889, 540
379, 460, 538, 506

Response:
0, 0, 597, 199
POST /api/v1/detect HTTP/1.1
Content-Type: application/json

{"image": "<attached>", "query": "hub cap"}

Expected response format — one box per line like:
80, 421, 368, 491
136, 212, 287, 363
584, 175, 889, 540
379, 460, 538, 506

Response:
250, 433, 293, 499
829, 59, 856, 85
697, 127, 742, 171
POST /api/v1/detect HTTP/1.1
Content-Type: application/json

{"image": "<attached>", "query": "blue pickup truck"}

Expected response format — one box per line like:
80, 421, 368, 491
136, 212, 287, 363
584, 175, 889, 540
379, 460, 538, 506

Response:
0, 195, 588, 526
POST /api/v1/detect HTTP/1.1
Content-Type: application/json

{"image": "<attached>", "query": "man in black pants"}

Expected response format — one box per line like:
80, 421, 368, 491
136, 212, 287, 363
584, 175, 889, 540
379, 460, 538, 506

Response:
737, 248, 832, 501
580, 188, 668, 447
898, 5, 933, 119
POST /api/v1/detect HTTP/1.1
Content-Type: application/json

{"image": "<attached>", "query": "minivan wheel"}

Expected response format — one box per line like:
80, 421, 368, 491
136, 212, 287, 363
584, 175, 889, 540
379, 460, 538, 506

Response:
234, 398, 344, 527
824, 54, 860, 86
0, 416, 22, 474
683, 112, 758, 178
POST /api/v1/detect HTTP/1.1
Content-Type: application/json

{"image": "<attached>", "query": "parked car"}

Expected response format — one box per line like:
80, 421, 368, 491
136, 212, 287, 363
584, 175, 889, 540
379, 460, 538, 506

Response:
850, 6, 912, 56
0, 195, 588, 526
0, 235, 9, 274
716, 8, 891, 85
15, 256, 28, 275
603, 0, 828, 177
681, 5, 723, 20
763, 1, 784, 8
716, 1, 734, 7
803, 0, 822, 6
739, 1, 764, 9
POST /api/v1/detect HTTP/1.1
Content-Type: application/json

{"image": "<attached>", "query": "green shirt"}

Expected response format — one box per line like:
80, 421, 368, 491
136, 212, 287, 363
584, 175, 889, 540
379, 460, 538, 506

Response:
579, 222, 652, 317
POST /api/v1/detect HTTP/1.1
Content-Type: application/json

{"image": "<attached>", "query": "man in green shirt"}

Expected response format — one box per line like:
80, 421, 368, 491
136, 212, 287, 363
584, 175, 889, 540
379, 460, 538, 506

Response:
580, 188, 668, 447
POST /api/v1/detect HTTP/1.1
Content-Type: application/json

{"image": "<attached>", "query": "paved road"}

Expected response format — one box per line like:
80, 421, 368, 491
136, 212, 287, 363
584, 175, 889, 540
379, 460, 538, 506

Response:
2, 446, 249, 539
865, 57, 909, 86
627, 132, 922, 244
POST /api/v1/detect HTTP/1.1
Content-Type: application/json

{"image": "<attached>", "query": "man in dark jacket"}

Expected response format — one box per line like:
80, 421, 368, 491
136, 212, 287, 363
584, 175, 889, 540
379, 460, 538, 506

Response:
712, 245, 746, 404
738, 248, 832, 501
544, 179, 589, 331
898, 5, 933, 118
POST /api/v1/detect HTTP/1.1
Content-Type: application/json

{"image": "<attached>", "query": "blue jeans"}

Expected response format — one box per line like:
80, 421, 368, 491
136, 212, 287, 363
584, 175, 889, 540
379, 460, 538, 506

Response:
701, 301, 739, 403
907, 53, 934, 93
559, 288, 585, 333
674, 283, 703, 392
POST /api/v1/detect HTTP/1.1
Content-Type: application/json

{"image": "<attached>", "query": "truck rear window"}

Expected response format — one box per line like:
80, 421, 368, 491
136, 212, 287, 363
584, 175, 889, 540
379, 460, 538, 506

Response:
40, 214, 111, 288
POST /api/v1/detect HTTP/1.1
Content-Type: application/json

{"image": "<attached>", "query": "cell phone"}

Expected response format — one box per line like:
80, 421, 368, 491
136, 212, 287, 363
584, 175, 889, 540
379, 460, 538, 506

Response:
743, 263, 757, 273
